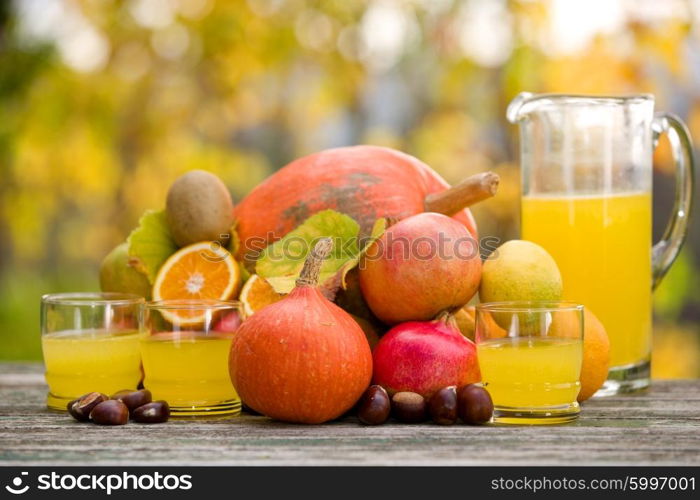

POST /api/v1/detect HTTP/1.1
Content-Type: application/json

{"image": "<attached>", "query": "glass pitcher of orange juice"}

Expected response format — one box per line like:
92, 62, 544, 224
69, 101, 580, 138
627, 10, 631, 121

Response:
508, 93, 695, 395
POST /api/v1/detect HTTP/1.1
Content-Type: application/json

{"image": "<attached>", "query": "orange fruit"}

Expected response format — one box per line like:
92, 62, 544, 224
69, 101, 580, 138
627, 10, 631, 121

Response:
152, 242, 240, 325
456, 305, 508, 342
453, 306, 476, 341
239, 274, 284, 317
578, 309, 610, 402
549, 307, 583, 339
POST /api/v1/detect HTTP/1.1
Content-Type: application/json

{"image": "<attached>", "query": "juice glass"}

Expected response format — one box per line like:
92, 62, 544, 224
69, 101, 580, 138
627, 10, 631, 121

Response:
41, 292, 144, 410
141, 300, 242, 416
475, 301, 584, 425
508, 93, 695, 395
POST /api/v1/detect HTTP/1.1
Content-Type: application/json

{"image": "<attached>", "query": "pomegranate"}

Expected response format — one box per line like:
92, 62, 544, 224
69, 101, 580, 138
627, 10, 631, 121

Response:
359, 212, 481, 325
229, 238, 373, 424
213, 311, 242, 333
372, 313, 480, 399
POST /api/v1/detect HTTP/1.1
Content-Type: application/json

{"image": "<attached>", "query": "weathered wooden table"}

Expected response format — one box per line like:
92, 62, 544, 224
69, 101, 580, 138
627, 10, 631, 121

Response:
1, 363, 698, 466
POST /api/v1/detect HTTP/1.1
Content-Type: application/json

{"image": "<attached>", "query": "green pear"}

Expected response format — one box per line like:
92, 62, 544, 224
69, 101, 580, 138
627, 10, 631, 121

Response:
479, 240, 563, 333
480, 240, 562, 303
99, 242, 152, 299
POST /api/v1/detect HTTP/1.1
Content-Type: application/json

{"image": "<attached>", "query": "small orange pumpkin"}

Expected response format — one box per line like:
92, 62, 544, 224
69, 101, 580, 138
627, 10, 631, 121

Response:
229, 238, 373, 424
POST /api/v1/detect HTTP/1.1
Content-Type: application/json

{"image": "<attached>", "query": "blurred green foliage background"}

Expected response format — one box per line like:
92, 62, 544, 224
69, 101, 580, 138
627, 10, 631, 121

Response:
0, 0, 698, 377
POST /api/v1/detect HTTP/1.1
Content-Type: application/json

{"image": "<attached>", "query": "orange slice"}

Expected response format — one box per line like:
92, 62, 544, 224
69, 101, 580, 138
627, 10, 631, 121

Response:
152, 242, 240, 326
239, 274, 284, 317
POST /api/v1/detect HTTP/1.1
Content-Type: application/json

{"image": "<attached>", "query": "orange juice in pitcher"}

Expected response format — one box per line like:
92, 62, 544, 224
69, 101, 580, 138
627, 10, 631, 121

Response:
521, 192, 652, 367
508, 93, 694, 395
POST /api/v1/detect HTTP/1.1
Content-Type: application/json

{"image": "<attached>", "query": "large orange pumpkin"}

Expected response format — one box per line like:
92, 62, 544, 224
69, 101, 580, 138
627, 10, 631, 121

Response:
233, 145, 497, 262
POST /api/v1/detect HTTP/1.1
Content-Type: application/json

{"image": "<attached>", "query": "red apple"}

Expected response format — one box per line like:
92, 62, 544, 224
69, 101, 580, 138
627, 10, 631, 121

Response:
372, 314, 480, 399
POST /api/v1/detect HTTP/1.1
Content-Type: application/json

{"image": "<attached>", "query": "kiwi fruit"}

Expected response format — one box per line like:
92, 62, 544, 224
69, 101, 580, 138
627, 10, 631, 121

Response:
166, 170, 234, 247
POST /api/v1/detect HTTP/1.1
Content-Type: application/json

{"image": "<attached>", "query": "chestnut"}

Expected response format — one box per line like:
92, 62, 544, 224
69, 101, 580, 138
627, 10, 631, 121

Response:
132, 401, 170, 424
68, 392, 108, 422
428, 386, 458, 425
67, 399, 85, 422
357, 385, 391, 425
457, 384, 493, 425
391, 391, 427, 423
90, 400, 129, 425
112, 389, 152, 412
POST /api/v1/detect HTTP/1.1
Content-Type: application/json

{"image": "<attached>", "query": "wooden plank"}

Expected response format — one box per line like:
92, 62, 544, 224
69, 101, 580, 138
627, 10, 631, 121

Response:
1, 363, 699, 466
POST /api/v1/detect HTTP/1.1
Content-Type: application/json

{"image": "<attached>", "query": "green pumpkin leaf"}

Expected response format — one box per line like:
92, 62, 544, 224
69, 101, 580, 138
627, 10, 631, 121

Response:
256, 210, 362, 294
339, 217, 387, 289
127, 209, 178, 283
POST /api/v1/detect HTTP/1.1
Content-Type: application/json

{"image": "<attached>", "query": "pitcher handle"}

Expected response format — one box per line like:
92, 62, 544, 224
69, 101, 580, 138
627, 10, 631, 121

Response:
650, 112, 695, 290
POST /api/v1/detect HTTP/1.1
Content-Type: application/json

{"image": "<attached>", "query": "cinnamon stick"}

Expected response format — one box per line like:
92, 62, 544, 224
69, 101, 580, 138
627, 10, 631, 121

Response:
424, 171, 499, 216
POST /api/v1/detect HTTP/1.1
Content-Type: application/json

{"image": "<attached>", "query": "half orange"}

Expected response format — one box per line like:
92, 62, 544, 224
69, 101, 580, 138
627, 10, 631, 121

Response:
239, 274, 284, 317
152, 242, 241, 326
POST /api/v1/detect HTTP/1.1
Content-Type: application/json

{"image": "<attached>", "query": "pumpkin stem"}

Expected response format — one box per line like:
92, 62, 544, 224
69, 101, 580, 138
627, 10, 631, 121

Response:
424, 171, 499, 216
296, 238, 333, 287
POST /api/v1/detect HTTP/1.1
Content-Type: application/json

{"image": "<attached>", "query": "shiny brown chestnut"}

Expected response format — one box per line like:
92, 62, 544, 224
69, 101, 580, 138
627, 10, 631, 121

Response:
132, 401, 170, 423
68, 392, 108, 422
428, 386, 458, 425
357, 385, 391, 425
90, 399, 129, 425
457, 384, 493, 425
67, 399, 85, 422
112, 389, 152, 412
391, 391, 427, 423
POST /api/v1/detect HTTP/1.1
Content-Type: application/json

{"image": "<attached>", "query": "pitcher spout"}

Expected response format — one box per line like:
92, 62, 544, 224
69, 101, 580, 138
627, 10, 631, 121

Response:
506, 92, 535, 123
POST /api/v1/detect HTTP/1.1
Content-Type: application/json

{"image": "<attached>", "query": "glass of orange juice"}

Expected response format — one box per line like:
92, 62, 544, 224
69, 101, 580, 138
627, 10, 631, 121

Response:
141, 300, 242, 417
41, 292, 144, 410
509, 93, 695, 395
476, 301, 584, 425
